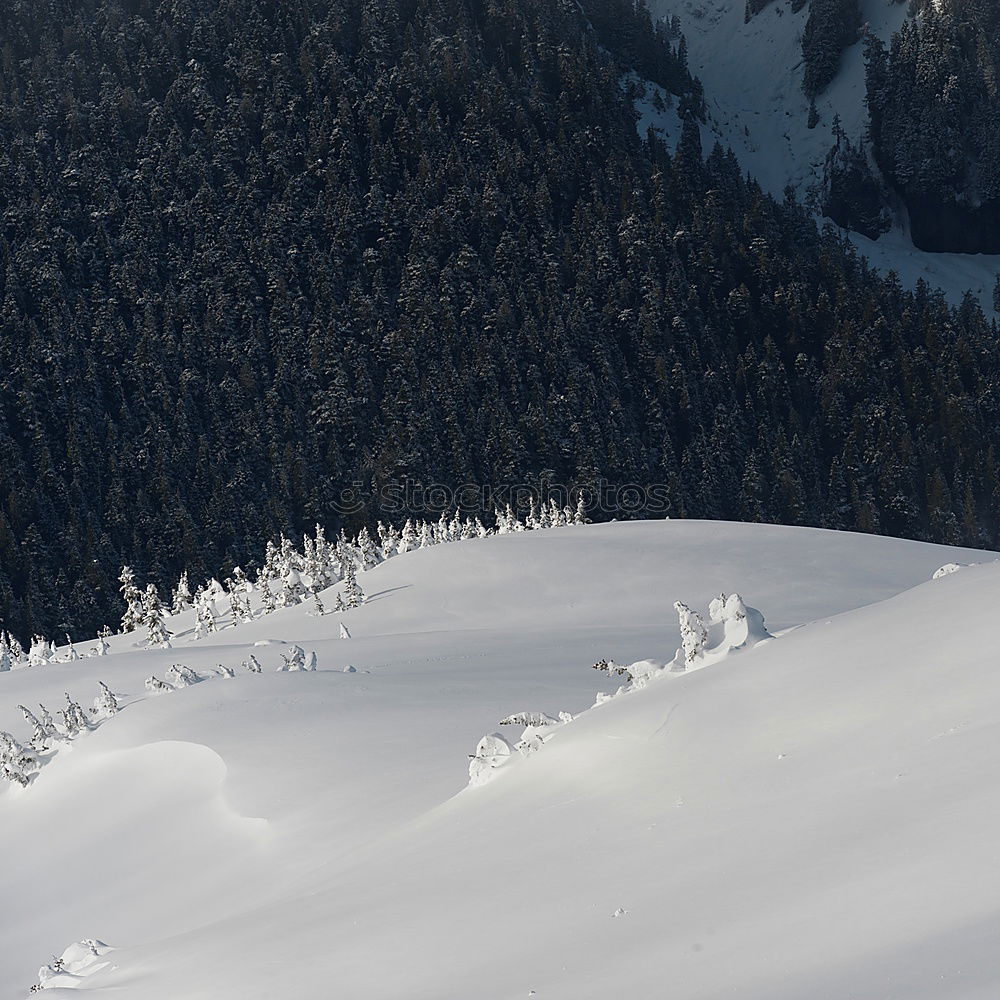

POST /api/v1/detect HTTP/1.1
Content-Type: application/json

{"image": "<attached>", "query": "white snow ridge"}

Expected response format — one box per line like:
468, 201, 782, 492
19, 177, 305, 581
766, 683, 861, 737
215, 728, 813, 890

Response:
2, 520, 999, 999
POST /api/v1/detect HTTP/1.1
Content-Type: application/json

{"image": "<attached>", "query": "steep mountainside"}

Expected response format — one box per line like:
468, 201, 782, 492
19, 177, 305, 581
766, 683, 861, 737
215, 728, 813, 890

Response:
2, 0, 1000, 642
866, 0, 1000, 253
645, 0, 1000, 307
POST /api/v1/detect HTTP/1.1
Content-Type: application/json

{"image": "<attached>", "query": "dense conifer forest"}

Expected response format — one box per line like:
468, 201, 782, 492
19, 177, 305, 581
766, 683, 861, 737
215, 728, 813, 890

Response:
865, 0, 1000, 252
1, 0, 999, 641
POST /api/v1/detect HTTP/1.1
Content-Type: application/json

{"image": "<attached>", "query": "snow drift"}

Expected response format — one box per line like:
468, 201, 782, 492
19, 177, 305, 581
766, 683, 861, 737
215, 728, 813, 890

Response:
1, 520, 998, 999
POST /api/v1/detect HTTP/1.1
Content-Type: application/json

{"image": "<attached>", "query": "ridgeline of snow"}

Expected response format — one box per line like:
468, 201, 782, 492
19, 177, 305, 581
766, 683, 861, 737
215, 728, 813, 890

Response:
642, 0, 1000, 316
1, 521, 998, 999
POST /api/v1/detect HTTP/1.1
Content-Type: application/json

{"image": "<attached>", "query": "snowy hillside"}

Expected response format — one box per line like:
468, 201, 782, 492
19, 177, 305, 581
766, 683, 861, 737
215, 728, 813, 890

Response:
642, 0, 1000, 316
2, 521, 999, 998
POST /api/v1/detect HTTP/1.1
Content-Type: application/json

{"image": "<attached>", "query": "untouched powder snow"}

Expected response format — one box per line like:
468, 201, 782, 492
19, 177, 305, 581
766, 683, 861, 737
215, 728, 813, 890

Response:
643, 0, 1000, 317
1, 520, 998, 999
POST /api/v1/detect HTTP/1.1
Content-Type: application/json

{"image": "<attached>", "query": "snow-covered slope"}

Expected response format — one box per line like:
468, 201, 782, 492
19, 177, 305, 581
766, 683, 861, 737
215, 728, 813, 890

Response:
641, 0, 999, 316
1, 521, 998, 998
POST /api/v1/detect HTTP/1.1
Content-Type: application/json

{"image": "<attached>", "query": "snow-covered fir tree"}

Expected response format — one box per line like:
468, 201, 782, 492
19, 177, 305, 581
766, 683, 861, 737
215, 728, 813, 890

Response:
280, 645, 307, 671
8, 633, 24, 663
377, 522, 398, 562
674, 601, 708, 667
119, 566, 144, 634
227, 568, 252, 626
171, 570, 193, 615
166, 664, 199, 687
28, 635, 50, 668
357, 527, 380, 569
143, 584, 170, 647
342, 562, 365, 609
311, 590, 326, 617
194, 587, 218, 638
258, 573, 276, 615
18, 705, 50, 751
60, 693, 89, 737
92, 682, 118, 720
38, 704, 56, 740
95, 626, 111, 656
1, 731, 37, 787
397, 519, 417, 554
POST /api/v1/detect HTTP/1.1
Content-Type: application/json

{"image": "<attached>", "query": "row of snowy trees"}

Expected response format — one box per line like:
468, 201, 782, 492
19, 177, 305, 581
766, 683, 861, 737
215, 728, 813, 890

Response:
143, 646, 320, 696
1, 683, 118, 789
1, 501, 585, 666
116, 501, 586, 647
1, 630, 110, 672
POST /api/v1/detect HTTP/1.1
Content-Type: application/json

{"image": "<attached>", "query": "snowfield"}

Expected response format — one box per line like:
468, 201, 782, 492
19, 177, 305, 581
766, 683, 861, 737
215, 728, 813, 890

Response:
2, 520, 999, 999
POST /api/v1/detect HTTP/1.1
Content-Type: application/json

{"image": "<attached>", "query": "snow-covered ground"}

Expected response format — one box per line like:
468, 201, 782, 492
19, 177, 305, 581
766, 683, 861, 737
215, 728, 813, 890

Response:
642, 0, 1000, 317
3, 520, 999, 998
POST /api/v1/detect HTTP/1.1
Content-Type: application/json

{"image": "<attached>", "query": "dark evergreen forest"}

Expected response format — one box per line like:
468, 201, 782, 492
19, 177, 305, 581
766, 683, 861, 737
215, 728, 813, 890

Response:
865, 0, 1000, 252
1, 0, 999, 641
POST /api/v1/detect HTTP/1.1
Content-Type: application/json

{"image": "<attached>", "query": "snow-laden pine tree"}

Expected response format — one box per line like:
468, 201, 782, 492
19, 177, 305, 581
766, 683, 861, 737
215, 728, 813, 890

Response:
38, 704, 56, 740
339, 622, 351, 639
65, 635, 79, 661
194, 587, 218, 638
674, 601, 708, 668
143, 585, 170, 647
342, 562, 365, 608
357, 527, 380, 568
280, 645, 307, 671
92, 682, 118, 720
145, 675, 171, 694
119, 566, 144, 634
311, 590, 326, 617
171, 571, 193, 615
28, 636, 50, 668
7, 633, 24, 663
261, 539, 281, 582
526, 498, 540, 530
1, 731, 37, 787
537, 501, 550, 529
436, 511, 451, 543
61, 693, 89, 737
19, 705, 50, 751
0, 648, 10, 673
245, 654, 263, 673
227, 568, 251, 625
165, 664, 199, 687
397, 519, 417, 554
378, 522, 399, 562
258, 573, 276, 615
